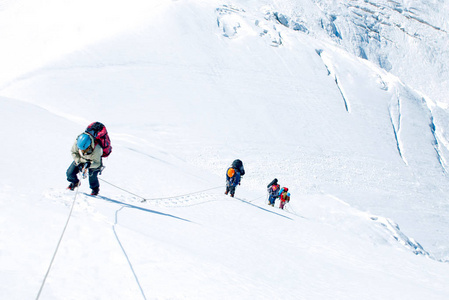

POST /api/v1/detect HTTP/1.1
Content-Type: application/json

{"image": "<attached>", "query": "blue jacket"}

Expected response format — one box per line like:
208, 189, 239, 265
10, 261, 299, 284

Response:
226, 167, 241, 186
268, 184, 280, 197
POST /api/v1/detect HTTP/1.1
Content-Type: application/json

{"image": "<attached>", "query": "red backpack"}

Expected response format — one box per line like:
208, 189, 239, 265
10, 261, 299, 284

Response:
85, 122, 112, 157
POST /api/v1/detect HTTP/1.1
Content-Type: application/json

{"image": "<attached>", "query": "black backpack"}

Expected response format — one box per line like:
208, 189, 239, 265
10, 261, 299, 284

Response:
232, 159, 245, 176
267, 178, 278, 188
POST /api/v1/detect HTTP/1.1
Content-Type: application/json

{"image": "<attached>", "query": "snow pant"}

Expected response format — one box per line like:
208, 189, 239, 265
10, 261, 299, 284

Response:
268, 195, 277, 205
66, 161, 101, 190
226, 183, 236, 196
280, 200, 287, 209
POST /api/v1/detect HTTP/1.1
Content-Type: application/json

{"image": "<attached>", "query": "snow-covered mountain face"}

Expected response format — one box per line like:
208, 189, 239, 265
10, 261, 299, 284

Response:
270, 0, 449, 107
247, 0, 449, 174
215, 0, 449, 163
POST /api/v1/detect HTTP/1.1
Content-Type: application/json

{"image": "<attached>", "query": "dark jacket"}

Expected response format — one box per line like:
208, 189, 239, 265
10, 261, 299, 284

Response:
226, 167, 241, 186
268, 184, 280, 197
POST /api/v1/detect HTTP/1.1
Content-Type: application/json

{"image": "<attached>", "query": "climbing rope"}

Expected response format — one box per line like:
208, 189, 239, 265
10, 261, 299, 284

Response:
99, 178, 223, 202
246, 195, 266, 203
36, 186, 80, 300
113, 207, 147, 300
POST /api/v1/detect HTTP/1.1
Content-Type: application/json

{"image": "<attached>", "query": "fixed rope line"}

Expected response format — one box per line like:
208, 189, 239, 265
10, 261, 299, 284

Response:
113, 207, 147, 300
99, 178, 147, 200
246, 195, 266, 203
142, 186, 224, 202
99, 178, 222, 202
36, 186, 80, 300
285, 202, 298, 215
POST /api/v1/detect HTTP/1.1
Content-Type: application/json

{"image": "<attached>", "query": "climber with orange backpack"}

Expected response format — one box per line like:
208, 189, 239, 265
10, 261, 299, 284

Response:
225, 160, 243, 197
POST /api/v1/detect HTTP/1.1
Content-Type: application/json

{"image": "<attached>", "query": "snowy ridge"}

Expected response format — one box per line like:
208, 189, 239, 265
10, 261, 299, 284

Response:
369, 215, 431, 258
315, 49, 351, 112
300, 194, 436, 259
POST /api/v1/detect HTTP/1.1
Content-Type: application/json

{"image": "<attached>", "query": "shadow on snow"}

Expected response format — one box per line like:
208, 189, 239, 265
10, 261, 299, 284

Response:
234, 197, 294, 220
88, 194, 192, 223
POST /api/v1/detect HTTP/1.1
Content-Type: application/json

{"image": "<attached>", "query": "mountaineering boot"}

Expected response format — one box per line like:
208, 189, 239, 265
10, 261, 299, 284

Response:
231, 194, 234, 197
225, 191, 228, 195
67, 181, 80, 191
91, 187, 99, 196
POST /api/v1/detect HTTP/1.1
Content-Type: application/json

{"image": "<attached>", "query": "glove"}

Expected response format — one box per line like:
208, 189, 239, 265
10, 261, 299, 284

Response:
78, 162, 89, 171
80, 162, 90, 179
81, 167, 88, 179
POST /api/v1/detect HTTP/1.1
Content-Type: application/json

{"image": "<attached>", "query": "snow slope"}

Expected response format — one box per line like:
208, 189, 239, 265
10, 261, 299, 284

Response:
1, 0, 449, 299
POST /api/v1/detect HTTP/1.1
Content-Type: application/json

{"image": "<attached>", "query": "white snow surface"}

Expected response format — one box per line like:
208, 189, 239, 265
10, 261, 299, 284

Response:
1, 0, 449, 299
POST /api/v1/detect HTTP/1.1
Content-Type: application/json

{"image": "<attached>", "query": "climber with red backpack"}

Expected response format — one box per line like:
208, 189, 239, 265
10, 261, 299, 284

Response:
279, 187, 290, 209
66, 122, 112, 196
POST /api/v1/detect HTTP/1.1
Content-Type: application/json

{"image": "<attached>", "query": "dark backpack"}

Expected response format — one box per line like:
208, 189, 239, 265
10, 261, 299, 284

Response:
85, 122, 112, 158
232, 159, 245, 176
267, 178, 278, 188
